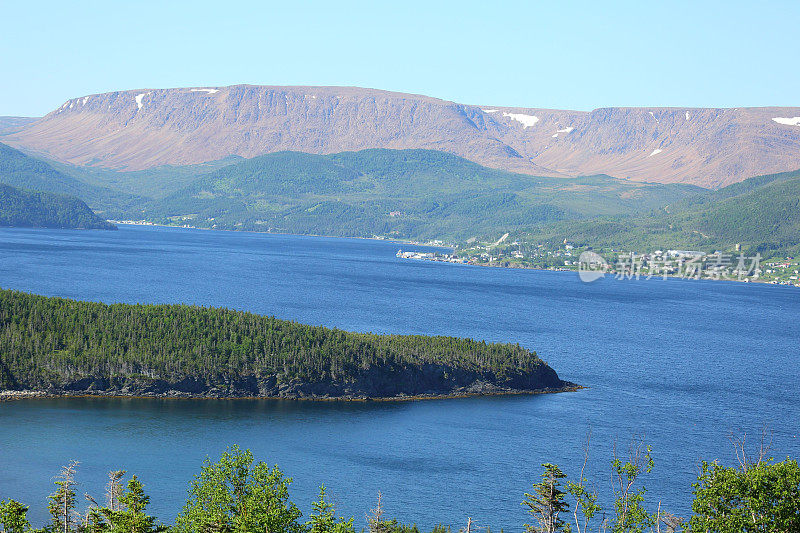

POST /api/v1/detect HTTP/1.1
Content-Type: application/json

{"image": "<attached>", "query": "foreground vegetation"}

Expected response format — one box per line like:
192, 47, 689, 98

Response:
0, 289, 567, 398
1, 438, 797, 533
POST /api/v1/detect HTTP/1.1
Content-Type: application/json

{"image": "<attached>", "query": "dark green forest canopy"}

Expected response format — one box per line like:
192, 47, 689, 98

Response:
0, 184, 115, 229
0, 289, 568, 397
132, 149, 702, 241
0, 142, 141, 214
518, 168, 800, 258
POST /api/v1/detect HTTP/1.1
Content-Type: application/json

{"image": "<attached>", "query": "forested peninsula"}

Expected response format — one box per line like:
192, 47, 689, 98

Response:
0, 289, 574, 400
0, 183, 115, 229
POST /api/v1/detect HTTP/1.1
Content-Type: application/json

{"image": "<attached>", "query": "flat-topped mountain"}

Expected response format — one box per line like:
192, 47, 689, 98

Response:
4, 85, 800, 188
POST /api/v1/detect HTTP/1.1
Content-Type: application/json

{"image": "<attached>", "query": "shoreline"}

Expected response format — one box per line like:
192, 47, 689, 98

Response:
107, 222, 796, 288
0, 384, 582, 404
397, 255, 800, 288
107, 221, 454, 251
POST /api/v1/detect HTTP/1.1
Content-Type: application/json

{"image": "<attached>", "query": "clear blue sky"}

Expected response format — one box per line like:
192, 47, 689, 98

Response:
2, 0, 798, 116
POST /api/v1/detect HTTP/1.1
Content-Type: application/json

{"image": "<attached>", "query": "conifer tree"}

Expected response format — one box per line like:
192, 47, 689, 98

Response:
47, 461, 79, 533
522, 463, 570, 533
101, 476, 165, 533
308, 485, 355, 533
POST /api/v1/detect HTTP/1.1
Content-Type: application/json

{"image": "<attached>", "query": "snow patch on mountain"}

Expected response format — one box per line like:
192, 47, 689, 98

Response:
191, 88, 220, 94
503, 112, 539, 129
135, 93, 148, 110
773, 117, 800, 126
649, 149, 662, 157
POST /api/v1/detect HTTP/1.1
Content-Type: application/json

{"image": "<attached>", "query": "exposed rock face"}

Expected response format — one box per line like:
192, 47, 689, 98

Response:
5, 85, 800, 187
6, 362, 574, 400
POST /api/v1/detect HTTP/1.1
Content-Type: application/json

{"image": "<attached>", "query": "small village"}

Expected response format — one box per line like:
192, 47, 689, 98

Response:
398, 238, 800, 287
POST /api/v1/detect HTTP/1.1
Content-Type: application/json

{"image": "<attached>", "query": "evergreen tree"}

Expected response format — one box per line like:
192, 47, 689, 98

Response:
308, 486, 355, 533
522, 463, 570, 533
101, 476, 165, 533
47, 461, 78, 533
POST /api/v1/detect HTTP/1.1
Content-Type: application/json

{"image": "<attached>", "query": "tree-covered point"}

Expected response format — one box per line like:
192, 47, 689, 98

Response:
0, 184, 115, 229
0, 142, 142, 214
0, 289, 569, 398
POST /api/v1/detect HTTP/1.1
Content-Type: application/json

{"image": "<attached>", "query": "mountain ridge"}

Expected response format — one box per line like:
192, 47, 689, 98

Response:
5, 85, 800, 188
0, 183, 115, 229
136, 148, 703, 240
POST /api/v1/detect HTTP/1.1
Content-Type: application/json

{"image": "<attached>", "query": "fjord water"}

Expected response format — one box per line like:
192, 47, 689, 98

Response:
1, 225, 798, 529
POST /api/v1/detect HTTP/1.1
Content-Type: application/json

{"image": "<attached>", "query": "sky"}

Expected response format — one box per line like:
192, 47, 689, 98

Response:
2, 0, 799, 117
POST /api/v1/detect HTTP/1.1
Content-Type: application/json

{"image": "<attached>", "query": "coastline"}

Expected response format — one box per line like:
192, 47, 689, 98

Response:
107, 222, 798, 288
0, 384, 582, 403
397, 254, 800, 288
107, 220, 454, 251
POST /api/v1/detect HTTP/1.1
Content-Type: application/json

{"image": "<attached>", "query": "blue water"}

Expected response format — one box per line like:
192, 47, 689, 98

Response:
1, 225, 798, 529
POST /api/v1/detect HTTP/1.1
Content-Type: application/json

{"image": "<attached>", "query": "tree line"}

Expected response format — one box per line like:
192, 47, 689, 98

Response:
0, 184, 114, 230
1, 437, 797, 533
0, 289, 562, 396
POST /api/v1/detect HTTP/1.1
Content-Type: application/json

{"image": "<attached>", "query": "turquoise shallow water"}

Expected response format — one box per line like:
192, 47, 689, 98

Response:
1, 225, 798, 529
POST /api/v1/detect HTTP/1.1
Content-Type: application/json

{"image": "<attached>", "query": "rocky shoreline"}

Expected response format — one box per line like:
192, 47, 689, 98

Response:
0, 381, 580, 403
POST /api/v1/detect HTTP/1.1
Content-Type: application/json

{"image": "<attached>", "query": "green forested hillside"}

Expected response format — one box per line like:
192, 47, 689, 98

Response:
0, 184, 115, 229
0, 289, 568, 398
135, 149, 702, 240
5, 143, 799, 258
50, 155, 244, 199
0, 143, 142, 215
515, 168, 800, 257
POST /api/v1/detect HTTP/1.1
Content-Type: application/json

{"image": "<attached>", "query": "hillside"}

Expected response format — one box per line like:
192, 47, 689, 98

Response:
49, 155, 244, 199
516, 168, 800, 257
0, 289, 572, 399
3, 85, 800, 187
0, 142, 142, 215
136, 149, 702, 240
5, 139, 798, 258
0, 116, 37, 135
0, 184, 115, 229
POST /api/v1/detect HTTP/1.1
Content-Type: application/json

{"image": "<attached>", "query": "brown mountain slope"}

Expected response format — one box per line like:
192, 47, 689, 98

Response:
0, 116, 39, 135
4, 85, 800, 187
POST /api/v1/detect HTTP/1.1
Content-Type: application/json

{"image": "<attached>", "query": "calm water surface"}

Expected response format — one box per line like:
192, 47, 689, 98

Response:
1, 225, 798, 529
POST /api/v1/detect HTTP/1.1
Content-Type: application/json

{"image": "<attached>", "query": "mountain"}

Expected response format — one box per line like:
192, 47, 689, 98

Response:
0, 142, 142, 214
3, 85, 799, 188
0, 116, 38, 135
138, 149, 702, 240
48, 155, 244, 199
0, 183, 115, 229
